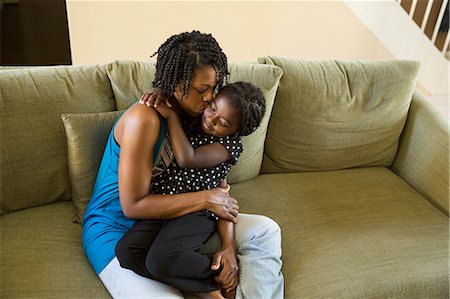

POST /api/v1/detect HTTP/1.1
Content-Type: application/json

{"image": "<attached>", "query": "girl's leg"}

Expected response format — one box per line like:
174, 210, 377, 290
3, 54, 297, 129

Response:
115, 219, 163, 278
145, 211, 220, 294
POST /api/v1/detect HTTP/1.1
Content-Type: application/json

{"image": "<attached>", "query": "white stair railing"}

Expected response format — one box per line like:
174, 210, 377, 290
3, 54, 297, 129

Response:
344, 0, 449, 117
344, 0, 449, 95
398, 0, 449, 59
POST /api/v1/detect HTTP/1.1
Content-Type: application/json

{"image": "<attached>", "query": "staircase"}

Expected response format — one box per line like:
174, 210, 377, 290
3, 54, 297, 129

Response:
398, 0, 449, 59
344, 0, 449, 118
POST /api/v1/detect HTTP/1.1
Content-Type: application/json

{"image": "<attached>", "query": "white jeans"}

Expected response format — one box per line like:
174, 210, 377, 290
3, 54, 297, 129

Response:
98, 213, 284, 299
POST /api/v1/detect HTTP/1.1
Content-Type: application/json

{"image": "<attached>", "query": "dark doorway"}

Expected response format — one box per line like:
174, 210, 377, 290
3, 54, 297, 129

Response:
0, 0, 72, 66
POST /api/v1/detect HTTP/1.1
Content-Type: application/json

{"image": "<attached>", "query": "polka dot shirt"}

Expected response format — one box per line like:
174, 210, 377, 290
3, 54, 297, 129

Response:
151, 134, 243, 195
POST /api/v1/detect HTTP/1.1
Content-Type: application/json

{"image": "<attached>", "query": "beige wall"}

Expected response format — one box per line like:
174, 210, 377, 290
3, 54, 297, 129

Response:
66, 1, 395, 65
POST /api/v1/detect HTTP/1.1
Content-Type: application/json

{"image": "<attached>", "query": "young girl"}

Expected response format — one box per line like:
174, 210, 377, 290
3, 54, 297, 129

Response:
115, 81, 266, 299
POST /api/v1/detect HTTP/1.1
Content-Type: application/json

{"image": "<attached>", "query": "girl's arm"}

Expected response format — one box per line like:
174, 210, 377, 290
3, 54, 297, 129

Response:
116, 104, 238, 222
155, 102, 230, 168
212, 178, 239, 292
213, 219, 238, 292
139, 87, 172, 108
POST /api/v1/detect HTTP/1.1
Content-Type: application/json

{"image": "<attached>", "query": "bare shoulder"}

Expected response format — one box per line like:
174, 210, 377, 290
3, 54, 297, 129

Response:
115, 104, 161, 145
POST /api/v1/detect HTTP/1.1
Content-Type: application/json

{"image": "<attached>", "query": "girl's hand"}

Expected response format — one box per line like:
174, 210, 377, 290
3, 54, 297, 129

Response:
139, 87, 172, 108
218, 179, 228, 188
205, 185, 239, 223
211, 245, 239, 293
154, 102, 176, 119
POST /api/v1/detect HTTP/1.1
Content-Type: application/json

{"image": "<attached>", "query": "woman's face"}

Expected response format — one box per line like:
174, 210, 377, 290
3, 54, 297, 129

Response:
174, 65, 217, 117
201, 95, 241, 137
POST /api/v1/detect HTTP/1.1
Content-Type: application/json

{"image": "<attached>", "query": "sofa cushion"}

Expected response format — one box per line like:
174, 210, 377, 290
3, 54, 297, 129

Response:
61, 111, 123, 224
0, 66, 116, 214
105, 60, 156, 111
0, 201, 110, 298
258, 56, 420, 173
106, 60, 283, 183
226, 63, 282, 183
230, 167, 449, 298
391, 91, 450, 215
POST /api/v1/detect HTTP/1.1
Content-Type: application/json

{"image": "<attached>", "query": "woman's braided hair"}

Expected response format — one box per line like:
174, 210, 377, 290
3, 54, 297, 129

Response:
219, 82, 266, 136
151, 31, 228, 97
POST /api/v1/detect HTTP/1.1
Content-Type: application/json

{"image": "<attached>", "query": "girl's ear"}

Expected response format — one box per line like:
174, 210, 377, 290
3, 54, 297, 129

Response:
173, 83, 184, 101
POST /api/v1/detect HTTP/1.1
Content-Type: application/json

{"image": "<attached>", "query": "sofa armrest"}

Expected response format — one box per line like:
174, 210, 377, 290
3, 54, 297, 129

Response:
391, 91, 449, 215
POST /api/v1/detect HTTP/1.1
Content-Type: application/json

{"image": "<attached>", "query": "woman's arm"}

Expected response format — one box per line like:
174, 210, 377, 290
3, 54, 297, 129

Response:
117, 105, 238, 222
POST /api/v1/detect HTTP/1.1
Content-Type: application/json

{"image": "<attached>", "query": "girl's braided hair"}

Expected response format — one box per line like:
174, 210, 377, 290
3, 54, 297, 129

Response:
151, 31, 228, 97
219, 81, 266, 136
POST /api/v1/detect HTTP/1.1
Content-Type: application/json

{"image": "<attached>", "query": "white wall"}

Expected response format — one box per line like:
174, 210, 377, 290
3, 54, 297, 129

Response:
66, 0, 447, 116
66, 0, 395, 65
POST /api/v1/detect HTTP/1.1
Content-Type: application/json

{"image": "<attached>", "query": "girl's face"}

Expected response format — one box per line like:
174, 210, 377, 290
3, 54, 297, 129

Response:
173, 65, 217, 117
202, 95, 241, 137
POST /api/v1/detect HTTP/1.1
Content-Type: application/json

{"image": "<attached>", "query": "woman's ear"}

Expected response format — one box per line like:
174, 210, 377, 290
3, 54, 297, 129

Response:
173, 83, 184, 101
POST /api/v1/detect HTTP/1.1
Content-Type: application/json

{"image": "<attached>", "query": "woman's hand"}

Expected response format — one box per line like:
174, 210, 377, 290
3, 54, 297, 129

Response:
211, 245, 239, 293
139, 87, 171, 108
205, 185, 239, 223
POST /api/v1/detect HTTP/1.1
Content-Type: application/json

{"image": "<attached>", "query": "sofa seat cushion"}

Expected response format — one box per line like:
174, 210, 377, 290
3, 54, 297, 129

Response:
230, 167, 449, 298
0, 201, 109, 298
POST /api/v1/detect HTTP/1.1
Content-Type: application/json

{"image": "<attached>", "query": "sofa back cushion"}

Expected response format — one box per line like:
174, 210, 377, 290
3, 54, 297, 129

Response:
258, 56, 420, 173
0, 66, 115, 214
61, 111, 123, 224
107, 60, 282, 183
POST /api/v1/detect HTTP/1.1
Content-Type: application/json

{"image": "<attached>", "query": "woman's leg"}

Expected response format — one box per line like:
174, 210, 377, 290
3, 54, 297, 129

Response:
98, 257, 184, 299
200, 213, 284, 299
235, 214, 284, 299
145, 211, 221, 294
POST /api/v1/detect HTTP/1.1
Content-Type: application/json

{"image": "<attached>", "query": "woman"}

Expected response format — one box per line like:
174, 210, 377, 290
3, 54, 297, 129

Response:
82, 31, 283, 299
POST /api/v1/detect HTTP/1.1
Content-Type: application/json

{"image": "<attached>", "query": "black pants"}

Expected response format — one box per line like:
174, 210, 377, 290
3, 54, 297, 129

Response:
115, 211, 220, 293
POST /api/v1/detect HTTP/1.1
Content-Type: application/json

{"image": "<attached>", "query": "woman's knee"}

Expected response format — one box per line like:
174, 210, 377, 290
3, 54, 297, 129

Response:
255, 215, 281, 235
237, 214, 281, 235
235, 214, 281, 246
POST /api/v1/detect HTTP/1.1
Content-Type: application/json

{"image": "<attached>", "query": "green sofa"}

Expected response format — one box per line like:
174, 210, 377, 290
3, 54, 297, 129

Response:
1, 56, 448, 298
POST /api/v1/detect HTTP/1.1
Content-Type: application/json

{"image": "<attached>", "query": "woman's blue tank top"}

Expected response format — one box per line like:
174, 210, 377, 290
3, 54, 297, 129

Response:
82, 113, 166, 275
